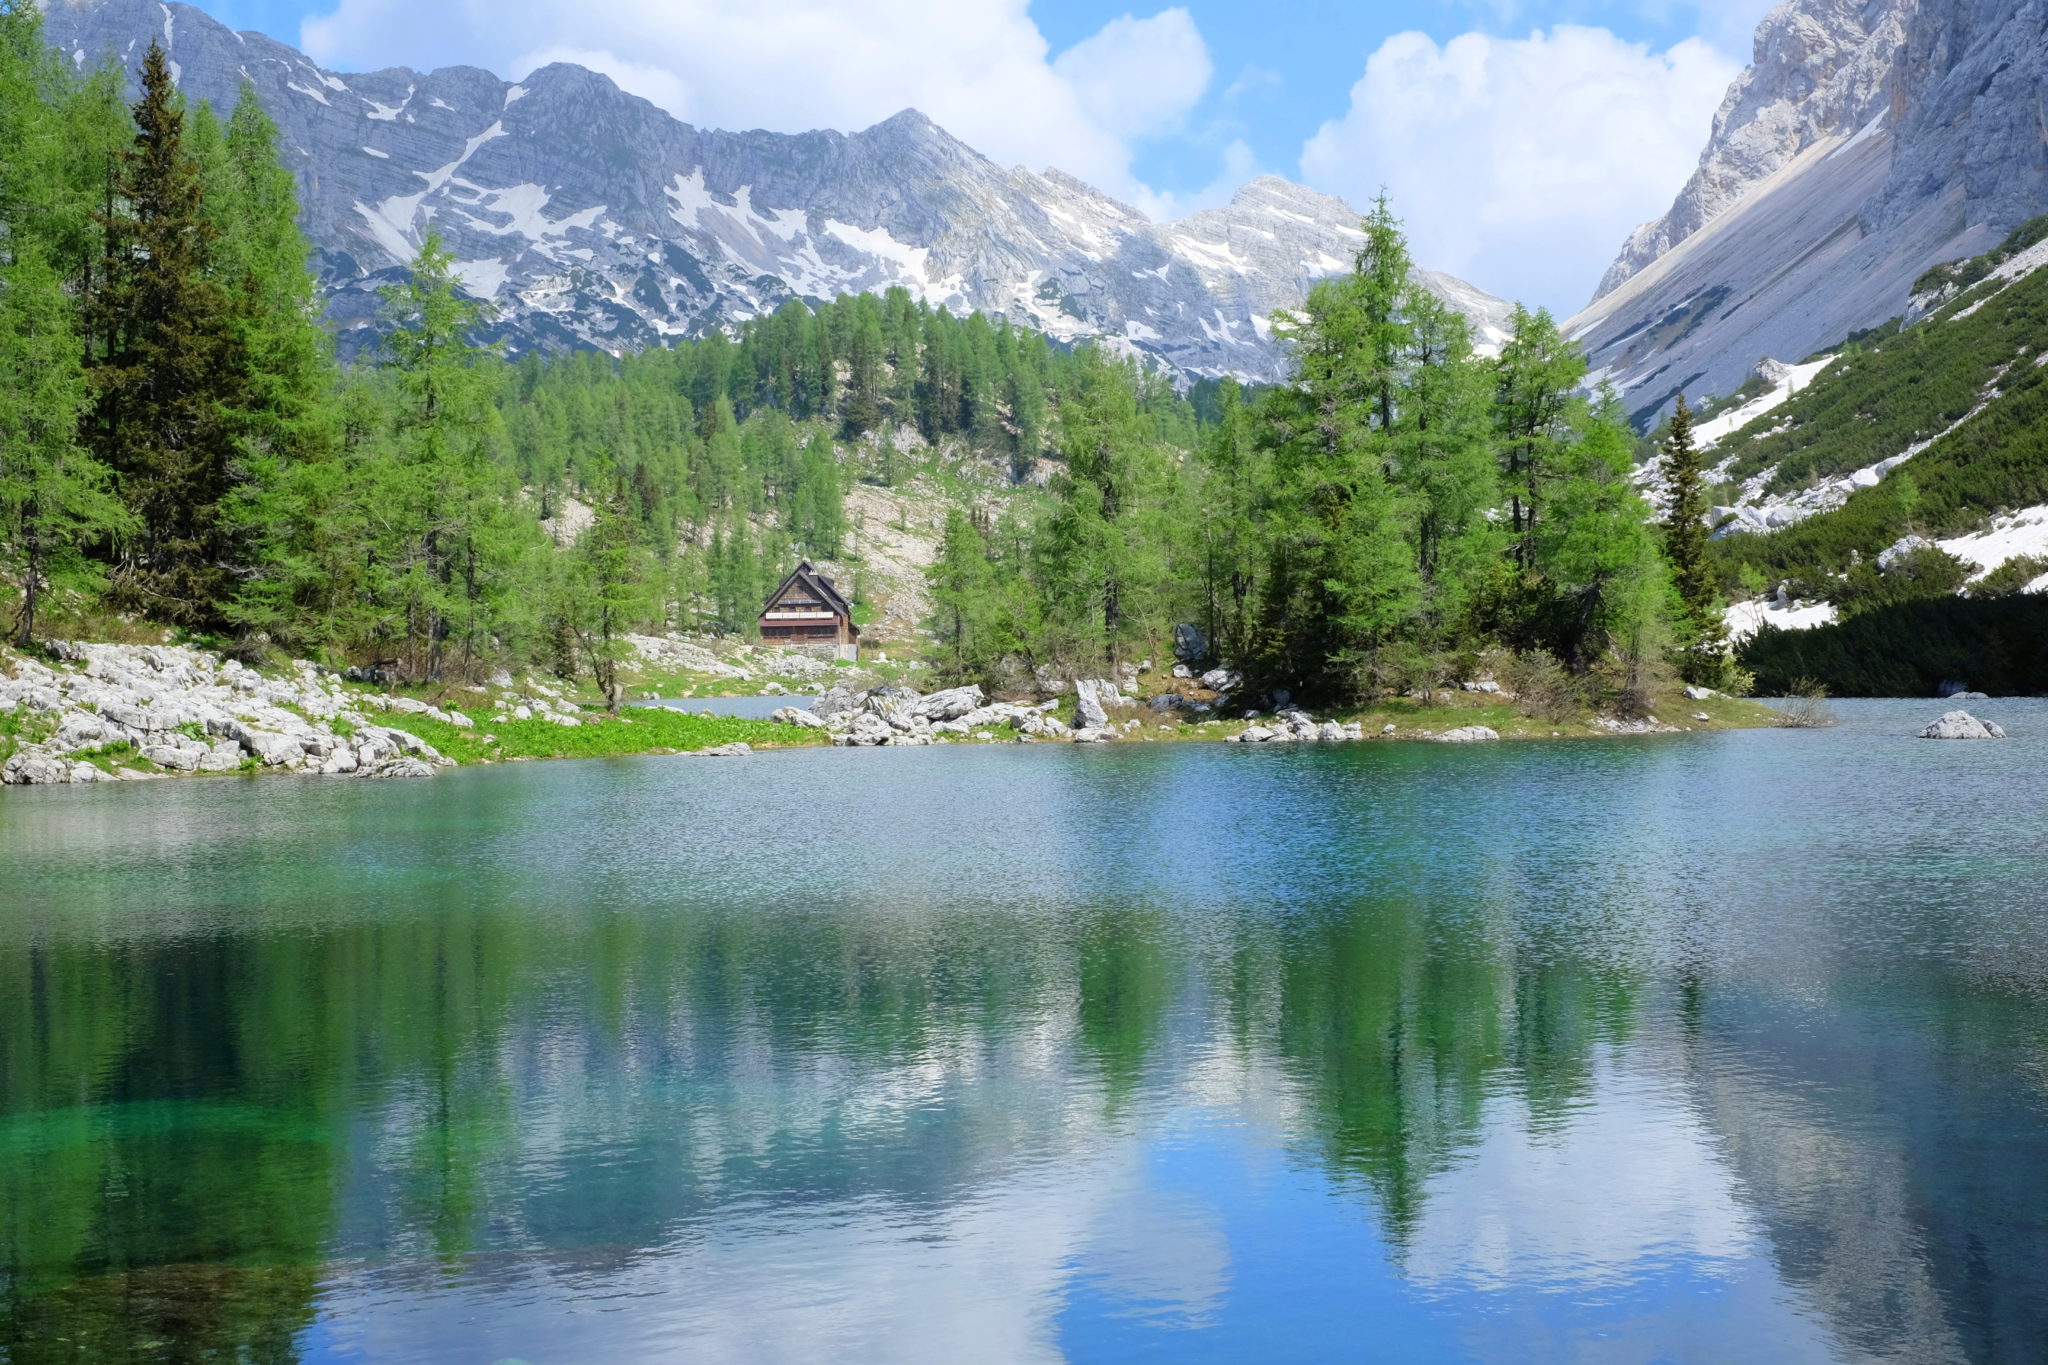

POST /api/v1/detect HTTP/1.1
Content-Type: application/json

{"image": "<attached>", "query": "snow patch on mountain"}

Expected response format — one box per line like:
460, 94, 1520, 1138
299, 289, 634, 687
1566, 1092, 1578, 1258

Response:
1694, 356, 1837, 450
1935, 506, 2048, 585
1725, 596, 1838, 643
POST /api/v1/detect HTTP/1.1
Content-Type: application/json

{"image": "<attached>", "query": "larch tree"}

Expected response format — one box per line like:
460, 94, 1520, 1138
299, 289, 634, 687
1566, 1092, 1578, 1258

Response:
378, 230, 511, 678
1040, 348, 1165, 667
1492, 305, 1585, 574
1265, 196, 1420, 697
0, 242, 132, 644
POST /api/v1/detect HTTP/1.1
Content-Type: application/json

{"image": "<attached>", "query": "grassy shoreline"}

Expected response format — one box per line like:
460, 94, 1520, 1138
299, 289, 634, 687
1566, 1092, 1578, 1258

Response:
375, 688, 1784, 768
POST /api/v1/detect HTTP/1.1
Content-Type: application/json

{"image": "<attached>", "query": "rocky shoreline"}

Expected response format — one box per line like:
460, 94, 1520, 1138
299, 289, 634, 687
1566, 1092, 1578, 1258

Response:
0, 642, 460, 786
3, 638, 1782, 789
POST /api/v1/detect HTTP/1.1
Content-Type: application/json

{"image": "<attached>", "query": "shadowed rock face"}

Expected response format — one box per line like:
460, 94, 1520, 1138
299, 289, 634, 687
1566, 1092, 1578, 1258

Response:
1572, 0, 2048, 420
40, 0, 1509, 380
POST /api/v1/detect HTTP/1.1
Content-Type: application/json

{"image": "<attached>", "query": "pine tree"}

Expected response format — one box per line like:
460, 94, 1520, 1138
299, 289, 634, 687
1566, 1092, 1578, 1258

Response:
0, 240, 132, 643
85, 42, 250, 629
1658, 394, 1730, 681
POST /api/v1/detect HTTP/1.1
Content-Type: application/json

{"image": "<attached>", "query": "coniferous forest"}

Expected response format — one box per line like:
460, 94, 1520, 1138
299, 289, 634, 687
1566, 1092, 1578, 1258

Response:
1, 4, 1733, 712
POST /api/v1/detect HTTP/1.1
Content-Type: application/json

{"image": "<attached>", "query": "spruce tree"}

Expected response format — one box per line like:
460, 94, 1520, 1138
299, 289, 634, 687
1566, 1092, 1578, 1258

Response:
86, 42, 249, 629
1658, 394, 1729, 680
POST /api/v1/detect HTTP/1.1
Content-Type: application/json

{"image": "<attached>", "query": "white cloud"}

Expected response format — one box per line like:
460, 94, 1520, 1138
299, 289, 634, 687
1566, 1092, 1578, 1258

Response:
1052, 9, 1211, 142
1300, 25, 1738, 314
300, 0, 1214, 214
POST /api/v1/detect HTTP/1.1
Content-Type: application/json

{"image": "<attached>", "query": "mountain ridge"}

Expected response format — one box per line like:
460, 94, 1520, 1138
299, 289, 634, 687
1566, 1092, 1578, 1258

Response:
1570, 0, 2047, 421
38, 0, 1514, 379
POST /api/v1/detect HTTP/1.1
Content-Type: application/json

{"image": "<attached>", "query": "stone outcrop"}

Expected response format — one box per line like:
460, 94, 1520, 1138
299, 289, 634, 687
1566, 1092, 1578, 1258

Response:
1072, 679, 1132, 733
1573, 0, 2048, 414
40, 0, 1510, 383
1918, 710, 2007, 740
796, 682, 1091, 745
1233, 710, 1367, 744
1, 643, 450, 786
1435, 726, 1502, 744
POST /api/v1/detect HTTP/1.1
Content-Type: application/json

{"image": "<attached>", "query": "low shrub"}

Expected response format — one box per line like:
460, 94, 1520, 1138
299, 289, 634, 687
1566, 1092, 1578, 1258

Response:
1969, 555, 2048, 599
1504, 650, 1581, 723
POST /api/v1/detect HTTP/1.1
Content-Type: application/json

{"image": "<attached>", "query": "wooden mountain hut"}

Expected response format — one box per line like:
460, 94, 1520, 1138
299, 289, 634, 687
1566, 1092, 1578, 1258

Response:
758, 562, 860, 661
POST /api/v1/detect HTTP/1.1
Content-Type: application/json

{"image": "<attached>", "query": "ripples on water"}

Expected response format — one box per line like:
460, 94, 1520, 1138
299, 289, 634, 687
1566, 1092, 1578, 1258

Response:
2, 700, 2046, 1364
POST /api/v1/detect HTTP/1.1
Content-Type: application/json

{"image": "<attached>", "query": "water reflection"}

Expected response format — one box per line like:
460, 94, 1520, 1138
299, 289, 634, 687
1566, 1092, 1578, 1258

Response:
1, 701, 2045, 1362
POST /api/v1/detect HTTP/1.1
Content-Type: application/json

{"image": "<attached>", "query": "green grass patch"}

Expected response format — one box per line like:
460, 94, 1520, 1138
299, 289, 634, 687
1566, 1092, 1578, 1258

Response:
376, 707, 825, 765
72, 740, 152, 774
0, 707, 58, 766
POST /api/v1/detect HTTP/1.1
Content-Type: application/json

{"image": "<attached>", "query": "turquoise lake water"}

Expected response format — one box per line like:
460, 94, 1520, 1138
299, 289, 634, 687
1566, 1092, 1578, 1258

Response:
2, 700, 2045, 1363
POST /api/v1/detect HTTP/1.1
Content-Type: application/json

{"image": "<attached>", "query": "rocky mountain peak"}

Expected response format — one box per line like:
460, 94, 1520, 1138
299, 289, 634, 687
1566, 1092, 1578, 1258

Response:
1572, 0, 2046, 420
38, 0, 1513, 381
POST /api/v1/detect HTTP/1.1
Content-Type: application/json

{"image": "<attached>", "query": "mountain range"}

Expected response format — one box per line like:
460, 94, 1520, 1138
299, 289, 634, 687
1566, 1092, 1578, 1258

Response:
38, 0, 1513, 381
38, 0, 2048, 412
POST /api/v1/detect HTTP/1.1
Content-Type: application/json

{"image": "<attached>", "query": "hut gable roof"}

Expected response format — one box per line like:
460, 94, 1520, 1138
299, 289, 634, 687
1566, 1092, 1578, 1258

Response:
762, 561, 856, 626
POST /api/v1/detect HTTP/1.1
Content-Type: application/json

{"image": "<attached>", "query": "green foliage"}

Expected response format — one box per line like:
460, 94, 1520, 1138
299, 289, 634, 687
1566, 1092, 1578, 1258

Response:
1712, 243, 2048, 501
1833, 545, 1974, 620
1712, 226, 2048, 620
923, 205, 1685, 709
1740, 595, 2048, 696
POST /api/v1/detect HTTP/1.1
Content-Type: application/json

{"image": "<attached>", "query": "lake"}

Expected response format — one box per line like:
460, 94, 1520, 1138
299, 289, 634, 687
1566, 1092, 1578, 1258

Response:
3, 701, 2046, 1364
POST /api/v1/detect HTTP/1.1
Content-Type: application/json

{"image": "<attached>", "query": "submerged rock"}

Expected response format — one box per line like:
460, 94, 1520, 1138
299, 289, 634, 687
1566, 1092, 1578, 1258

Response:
1919, 711, 2007, 740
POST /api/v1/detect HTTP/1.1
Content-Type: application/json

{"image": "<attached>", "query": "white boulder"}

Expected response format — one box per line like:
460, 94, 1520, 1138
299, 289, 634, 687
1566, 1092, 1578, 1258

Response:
1919, 711, 2007, 740
1437, 727, 1501, 744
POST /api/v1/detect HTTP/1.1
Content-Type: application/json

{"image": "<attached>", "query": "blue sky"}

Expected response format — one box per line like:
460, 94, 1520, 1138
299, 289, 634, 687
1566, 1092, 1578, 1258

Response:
185, 0, 1776, 312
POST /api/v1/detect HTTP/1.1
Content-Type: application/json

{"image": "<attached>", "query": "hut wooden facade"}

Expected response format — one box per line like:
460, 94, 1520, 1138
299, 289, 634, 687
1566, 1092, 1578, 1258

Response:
758, 562, 860, 661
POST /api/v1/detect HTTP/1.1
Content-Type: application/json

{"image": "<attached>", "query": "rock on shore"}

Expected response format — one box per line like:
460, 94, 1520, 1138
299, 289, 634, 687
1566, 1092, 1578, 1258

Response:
798, 683, 1077, 745
2, 642, 452, 786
